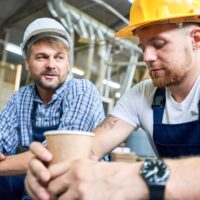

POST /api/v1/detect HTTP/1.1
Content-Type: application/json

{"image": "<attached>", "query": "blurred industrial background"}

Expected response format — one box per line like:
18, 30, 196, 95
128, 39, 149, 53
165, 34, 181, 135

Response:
0, 0, 154, 157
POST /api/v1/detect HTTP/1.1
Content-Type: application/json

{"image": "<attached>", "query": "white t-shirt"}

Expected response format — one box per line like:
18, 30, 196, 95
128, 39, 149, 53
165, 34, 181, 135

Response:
111, 77, 200, 153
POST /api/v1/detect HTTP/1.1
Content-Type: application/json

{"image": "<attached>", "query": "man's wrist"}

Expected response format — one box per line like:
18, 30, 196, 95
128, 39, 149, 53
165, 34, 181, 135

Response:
121, 162, 149, 200
140, 159, 170, 200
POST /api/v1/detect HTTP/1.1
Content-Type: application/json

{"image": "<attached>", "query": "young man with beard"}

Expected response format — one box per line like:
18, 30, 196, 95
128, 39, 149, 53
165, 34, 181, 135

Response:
25, 0, 200, 200
0, 18, 104, 200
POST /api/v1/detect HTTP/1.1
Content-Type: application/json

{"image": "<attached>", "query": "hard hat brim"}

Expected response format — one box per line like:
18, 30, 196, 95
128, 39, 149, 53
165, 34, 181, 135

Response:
116, 14, 200, 39
115, 25, 136, 39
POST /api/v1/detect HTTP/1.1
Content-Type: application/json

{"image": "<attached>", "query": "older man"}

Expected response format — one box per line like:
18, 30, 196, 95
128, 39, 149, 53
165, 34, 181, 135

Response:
0, 17, 104, 200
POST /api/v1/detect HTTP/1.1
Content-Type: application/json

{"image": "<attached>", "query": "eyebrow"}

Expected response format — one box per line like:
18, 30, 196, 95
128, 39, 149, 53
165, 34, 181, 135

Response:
34, 51, 65, 56
34, 52, 48, 56
138, 36, 163, 47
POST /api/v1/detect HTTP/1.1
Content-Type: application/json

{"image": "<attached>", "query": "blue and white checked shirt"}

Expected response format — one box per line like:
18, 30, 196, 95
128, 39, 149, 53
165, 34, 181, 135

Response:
0, 77, 105, 155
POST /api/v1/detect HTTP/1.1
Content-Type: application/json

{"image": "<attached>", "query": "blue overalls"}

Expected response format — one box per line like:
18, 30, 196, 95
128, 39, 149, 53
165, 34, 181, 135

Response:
0, 101, 62, 200
152, 88, 200, 158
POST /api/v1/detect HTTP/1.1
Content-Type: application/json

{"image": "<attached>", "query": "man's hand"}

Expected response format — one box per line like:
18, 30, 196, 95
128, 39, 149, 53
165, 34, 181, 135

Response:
25, 142, 52, 200
0, 153, 6, 161
25, 143, 148, 200
47, 160, 147, 200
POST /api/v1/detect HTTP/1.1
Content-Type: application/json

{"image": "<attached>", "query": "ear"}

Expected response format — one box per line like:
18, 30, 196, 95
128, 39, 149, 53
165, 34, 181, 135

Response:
191, 27, 200, 50
25, 58, 29, 71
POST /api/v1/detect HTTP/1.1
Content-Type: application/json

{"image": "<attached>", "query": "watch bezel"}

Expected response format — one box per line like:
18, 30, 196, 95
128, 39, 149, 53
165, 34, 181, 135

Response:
140, 158, 170, 185
140, 159, 170, 200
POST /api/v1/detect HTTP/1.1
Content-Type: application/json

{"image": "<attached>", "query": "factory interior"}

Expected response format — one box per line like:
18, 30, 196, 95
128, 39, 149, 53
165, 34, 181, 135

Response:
0, 0, 155, 161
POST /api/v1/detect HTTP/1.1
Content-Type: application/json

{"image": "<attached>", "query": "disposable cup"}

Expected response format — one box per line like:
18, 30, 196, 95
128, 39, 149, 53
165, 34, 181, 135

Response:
44, 130, 94, 165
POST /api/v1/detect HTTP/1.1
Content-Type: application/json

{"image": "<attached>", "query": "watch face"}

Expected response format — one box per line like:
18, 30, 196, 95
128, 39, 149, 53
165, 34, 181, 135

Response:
140, 159, 170, 184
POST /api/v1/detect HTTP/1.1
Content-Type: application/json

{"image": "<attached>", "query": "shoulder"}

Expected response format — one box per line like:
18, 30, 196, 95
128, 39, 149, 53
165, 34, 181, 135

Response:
0, 85, 34, 113
6, 85, 35, 108
14, 85, 34, 99
69, 78, 95, 89
67, 78, 97, 95
132, 79, 154, 92
16, 84, 34, 94
114, 79, 157, 112
124, 79, 155, 98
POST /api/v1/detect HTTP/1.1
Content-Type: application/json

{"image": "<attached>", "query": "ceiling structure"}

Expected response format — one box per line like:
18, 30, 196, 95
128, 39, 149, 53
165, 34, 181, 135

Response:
0, 0, 145, 99
0, 0, 133, 60
0, 0, 131, 41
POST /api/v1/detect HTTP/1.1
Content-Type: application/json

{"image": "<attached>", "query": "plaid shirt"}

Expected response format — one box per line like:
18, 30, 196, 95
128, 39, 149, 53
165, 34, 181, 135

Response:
0, 77, 104, 155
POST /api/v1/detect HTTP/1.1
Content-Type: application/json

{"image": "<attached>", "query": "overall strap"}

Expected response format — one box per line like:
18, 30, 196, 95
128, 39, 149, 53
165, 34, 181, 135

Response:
31, 97, 64, 126
152, 88, 166, 124
198, 101, 200, 120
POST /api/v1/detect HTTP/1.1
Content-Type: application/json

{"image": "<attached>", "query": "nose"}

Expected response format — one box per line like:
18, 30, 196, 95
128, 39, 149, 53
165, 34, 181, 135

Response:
45, 57, 56, 69
143, 46, 157, 63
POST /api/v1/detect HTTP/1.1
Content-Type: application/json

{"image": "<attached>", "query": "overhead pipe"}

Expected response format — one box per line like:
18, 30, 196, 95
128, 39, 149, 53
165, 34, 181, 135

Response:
77, 20, 89, 43
95, 28, 107, 90
89, 0, 141, 54
120, 51, 140, 95
96, 43, 112, 95
104, 65, 112, 98
84, 25, 95, 79
49, 0, 140, 52
90, 0, 129, 25
49, 0, 90, 42
48, 1, 75, 44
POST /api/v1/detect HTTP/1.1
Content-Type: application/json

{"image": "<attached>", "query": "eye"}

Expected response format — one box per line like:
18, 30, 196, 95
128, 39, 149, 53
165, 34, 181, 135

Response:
153, 40, 166, 49
37, 56, 44, 59
58, 56, 64, 59
55, 54, 65, 61
35, 54, 47, 60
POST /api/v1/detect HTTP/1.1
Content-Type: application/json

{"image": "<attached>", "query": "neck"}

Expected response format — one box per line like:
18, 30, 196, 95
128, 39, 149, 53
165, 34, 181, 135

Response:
36, 86, 54, 105
169, 71, 200, 103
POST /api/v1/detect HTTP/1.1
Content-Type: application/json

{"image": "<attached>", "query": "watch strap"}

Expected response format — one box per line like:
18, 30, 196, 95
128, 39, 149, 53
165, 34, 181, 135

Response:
149, 184, 165, 200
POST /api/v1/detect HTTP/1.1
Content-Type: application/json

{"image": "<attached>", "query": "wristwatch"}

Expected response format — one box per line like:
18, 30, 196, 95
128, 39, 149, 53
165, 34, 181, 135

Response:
140, 158, 170, 200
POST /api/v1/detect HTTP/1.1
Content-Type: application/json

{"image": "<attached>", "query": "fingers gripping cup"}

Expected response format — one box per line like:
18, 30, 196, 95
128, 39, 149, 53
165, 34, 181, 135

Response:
44, 130, 94, 165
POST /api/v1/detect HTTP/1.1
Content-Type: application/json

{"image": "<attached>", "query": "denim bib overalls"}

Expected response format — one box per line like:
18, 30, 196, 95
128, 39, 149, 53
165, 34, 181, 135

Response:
152, 88, 200, 158
0, 100, 63, 200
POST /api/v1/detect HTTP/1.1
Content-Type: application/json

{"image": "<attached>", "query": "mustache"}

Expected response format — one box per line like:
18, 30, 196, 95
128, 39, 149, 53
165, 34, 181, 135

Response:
41, 69, 58, 76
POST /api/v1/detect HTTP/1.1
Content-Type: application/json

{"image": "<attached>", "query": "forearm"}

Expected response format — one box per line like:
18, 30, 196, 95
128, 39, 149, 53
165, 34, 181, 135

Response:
121, 157, 200, 200
165, 157, 200, 200
92, 115, 134, 160
92, 132, 126, 160
0, 151, 34, 176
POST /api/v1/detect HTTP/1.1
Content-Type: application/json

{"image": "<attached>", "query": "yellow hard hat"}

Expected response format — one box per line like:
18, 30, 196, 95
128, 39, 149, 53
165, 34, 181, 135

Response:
116, 0, 200, 38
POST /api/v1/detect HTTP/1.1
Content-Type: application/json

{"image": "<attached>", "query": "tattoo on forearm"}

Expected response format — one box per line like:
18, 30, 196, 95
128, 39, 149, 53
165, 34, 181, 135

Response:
97, 115, 118, 130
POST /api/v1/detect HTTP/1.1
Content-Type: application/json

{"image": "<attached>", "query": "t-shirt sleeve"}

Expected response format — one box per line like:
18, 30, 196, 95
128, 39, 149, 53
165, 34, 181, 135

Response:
111, 82, 146, 129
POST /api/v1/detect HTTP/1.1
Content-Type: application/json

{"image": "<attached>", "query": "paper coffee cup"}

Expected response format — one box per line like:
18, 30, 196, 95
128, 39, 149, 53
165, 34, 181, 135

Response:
44, 130, 94, 165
